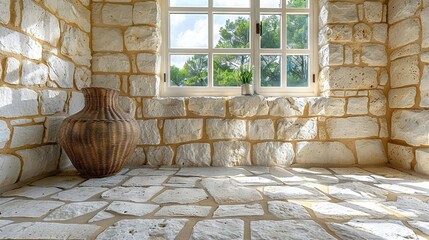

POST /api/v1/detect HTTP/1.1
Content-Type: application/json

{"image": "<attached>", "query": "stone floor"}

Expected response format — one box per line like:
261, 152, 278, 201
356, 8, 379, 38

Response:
0, 166, 429, 239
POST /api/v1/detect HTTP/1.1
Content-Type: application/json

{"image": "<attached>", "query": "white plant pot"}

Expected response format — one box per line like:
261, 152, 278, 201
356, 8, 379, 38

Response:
241, 84, 254, 95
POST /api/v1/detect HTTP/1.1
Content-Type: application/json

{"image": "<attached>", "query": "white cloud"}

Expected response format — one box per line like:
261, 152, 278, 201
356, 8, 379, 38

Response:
261, 0, 281, 8
173, 18, 208, 48
213, 0, 250, 7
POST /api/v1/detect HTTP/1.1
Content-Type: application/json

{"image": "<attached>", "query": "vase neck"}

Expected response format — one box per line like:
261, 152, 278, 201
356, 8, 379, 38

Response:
82, 88, 120, 110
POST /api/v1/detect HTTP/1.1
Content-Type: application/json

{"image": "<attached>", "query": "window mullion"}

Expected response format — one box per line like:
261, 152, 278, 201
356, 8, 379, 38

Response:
208, 0, 213, 88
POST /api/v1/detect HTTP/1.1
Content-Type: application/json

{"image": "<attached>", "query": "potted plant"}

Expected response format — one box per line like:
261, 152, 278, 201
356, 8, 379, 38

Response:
236, 64, 254, 95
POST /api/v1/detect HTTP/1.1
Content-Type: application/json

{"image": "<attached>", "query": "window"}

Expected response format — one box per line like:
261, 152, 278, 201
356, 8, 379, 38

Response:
161, 0, 318, 96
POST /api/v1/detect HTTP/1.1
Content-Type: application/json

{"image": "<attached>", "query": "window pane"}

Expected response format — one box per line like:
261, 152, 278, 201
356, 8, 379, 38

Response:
286, 0, 308, 8
170, 55, 208, 87
170, 0, 208, 7
261, 0, 281, 8
287, 55, 309, 87
261, 55, 281, 87
213, 0, 250, 8
214, 15, 250, 49
261, 15, 281, 49
286, 14, 308, 49
170, 14, 208, 48
213, 54, 250, 86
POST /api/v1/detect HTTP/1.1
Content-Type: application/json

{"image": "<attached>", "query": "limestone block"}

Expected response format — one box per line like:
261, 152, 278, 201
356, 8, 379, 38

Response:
389, 18, 420, 49
296, 142, 355, 165
422, 7, 429, 48
17, 145, 61, 181
22, 0, 60, 45
423, 52, 429, 63
45, 54, 75, 88
188, 97, 226, 117
347, 97, 368, 115
22, 60, 48, 86
91, 75, 121, 90
319, 67, 377, 91
369, 90, 387, 116
253, 142, 294, 166
206, 119, 246, 139
0, 26, 42, 60
388, 0, 421, 24
4, 57, 19, 85
372, 24, 388, 43
10, 125, 44, 148
361, 44, 387, 66
0, 121, 10, 148
133, 1, 160, 25
421, 66, 429, 107
74, 67, 91, 90
92, 3, 102, 24
43, 0, 91, 32
92, 53, 130, 73
389, 87, 416, 108
130, 75, 159, 97
391, 44, 420, 61
322, 2, 358, 24
364, 2, 383, 22
356, 140, 387, 165
61, 24, 91, 66
136, 120, 160, 145
176, 143, 211, 167
269, 97, 307, 117
41, 90, 67, 115
326, 117, 379, 139
0, 0, 10, 24
390, 56, 420, 88
136, 53, 161, 73
163, 119, 203, 144
388, 143, 413, 170
143, 98, 186, 118
92, 27, 123, 52
144, 146, 174, 167
102, 4, 132, 26
44, 117, 65, 143
248, 119, 274, 140
212, 141, 251, 167
125, 26, 161, 51
415, 149, 429, 175
229, 95, 269, 117
119, 96, 136, 118
69, 92, 84, 115
0, 87, 38, 117
318, 25, 352, 46
0, 154, 20, 187
319, 44, 343, 67
277, 118, 317, 140
308, 97, 345, 116
392, 110, 429, 146
354, 23, 372, 42
127, 147, 146, 167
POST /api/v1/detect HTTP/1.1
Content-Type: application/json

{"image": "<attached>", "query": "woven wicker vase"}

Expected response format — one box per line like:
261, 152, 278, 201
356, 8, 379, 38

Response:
58, 87, 139, 178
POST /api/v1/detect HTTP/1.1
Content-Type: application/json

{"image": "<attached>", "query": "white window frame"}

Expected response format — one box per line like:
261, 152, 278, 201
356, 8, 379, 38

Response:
160, 0, 319, 97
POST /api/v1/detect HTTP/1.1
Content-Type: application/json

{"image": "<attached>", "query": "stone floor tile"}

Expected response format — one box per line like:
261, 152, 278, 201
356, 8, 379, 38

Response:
88, 210, 115, 223
176, 167, 252, 177
213, 204, 264, 217
96, 219, 188, 240
291, 168, 332, 175
105, 201, 159, 217
101, 186, 163, 202
376, 183, 429, 196
122, 176, 168, 187
267, 201, 312, 219
328, 182, 388, 201
0, 200, 64, 218
335, 174, 377, 183
300, 175, 340, 184
44, 201, 108, 221
243, 166, 270, 175
31, 176, 86, 189
51, 187, 108, 202
0, 198, 13, 205
328, 220, 418, 240
152, 188, 208, 204
0, 222, 100, 239
382, 196, 429, 221
372, 174, 424, 184
363, 167, 410, 177
273, 175, 306, 185
155, 205, 212, 217
409, 221, 429, 236
230, 176, 283, 186
126, 168, 177, 176
163, 176, 200, 188
311, 202, 394, 220
201, 178, 263, 204
269, 166, 295, 177
191, 219, 244, 240
251, 220, 336, 240
263, 185, 330, 200
3, 186, 61, 199
330, 167, 372, 175
80, 175, 129, 187
0, 220, 12, 228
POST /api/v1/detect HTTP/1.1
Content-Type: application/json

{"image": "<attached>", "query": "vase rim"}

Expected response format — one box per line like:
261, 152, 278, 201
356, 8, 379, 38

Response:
82, 87, 120, 94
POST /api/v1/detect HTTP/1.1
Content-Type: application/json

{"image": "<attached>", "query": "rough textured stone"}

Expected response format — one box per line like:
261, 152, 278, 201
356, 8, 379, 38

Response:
388, 143, 414, 170
102, 4, 132, 26
356, 140, 387, 165
192, 219, 244, 240
92, 53, 130, 73
264, 185, 329, 200
364, 1, 383, 22
45, 54, 75, 88
0, 87, 38, 117
176, 167, 252, 178
390, 56, 420, 88
392, 110, 429, 146
252, 220, 335, 239
369, 90, 387, 116
43, 0, 91, 32
329, 182, 388, 201
309, 97, 345, 116
0, 200, 64, 218
101, 186, 163, 202
155, 205, 211, 217
253, 142, 294, 167
362, 44, 387, 66
296, 142, 355, 165
423, 7, 429, 48
321, 2, 358, 24
389, 87, 416, 108
17, 145, 61, 181
0, 121, 10, 148
248, 119, 274, 140
51, 187, 108, 202
145, 146, 174, 167
130, 75, 159, 97
269, 97, 307, 117
4, 57, 19, 85
91, 75, 120, 90
137, 120, 160, 145
319, 25, 352, 45
206, 119, 246, 139
420, 65, 429, 107
143, 98, 186, 117
373, 23, 388, 43
347, 97, 368, 115
164, 119, 203, 144
0, 26, 42, 60
10, 125, 44, 148
41, 90, 67, 115
388, 0, 421, 24
153, 188, 208, 204
0, 154, 20, 187
389, 18, 420, 49
326, 117, 379, 139
353, 23, 372, 42
123, 176, 168, 187
416, 148, 429, 175
320, 67, 378, 90
188, 97, 226, 117
22, 60, 48, 86
81, 175, 128, 188
92, 27, 123, 52
0, 222, 99, 239
31, 176, 85, 189
69, 92, 85, 115
277, 118, 317, 140
409, 221, 429, 236
119, 96, 136, 118
136, 53, 161, 74
268, 201, 311, 219
176, 143, 211, 167
61, 24, 91, 66
45, 202, 108, 221
125, 26, 160, 51
201, 178, 263, 204
106, 201, 158, 217
383, 197, 429, 221
319, 44, 343, 66
213, 141, 251, 167
75, 67, 91, 90
133, 1, 160, 25
390, 44, 420, 61
229, 95, 269, 117
0, 0, 10, 24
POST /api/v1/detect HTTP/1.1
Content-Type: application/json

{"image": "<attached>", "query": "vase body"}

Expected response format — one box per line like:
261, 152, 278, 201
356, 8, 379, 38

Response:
241, 84, 254, 95
58, 87, 139, 178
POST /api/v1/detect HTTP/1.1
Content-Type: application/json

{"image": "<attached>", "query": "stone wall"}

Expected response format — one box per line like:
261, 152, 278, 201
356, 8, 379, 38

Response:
90, 0, 389, 168
388, 0, 429, 175
0, 0, 91, 188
